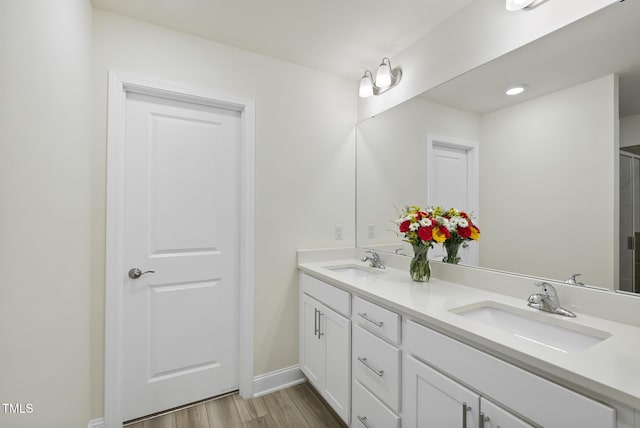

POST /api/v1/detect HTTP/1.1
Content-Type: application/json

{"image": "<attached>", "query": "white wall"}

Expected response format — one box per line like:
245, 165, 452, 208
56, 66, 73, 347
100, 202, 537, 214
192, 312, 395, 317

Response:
358, 0, 617, 121
479, 75, 618, 287
357, 96, 480, 247
621, 114, 640, 148
0, 1, 93, 427
91, 10, 357, 417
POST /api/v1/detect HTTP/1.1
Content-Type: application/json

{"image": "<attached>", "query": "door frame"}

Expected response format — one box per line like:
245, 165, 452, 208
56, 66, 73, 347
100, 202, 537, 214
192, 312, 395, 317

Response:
104, 71, 255, 427
427, 134, 479, 220
427, 134, 480, 264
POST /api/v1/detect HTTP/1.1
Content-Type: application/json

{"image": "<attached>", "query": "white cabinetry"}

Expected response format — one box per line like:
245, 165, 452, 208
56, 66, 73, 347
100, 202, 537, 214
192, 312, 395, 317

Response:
404, 320, 616, 428
481, 398, 535, 428
297, 266, 631, 428
352, 296, 402, 427
353, 325, 401, 412
352, 380, 400, 428
299, 273, 351, 424
404, 355, 533, 428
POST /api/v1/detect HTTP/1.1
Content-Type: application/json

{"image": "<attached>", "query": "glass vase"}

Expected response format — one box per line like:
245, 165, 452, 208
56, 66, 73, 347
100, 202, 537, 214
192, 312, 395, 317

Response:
443, 241, 462, 264
410, 244, 431, 282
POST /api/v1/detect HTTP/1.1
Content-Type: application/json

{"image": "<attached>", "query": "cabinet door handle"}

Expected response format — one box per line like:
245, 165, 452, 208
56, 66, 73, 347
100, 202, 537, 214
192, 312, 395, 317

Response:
357, 356, 384, 377
357, 415, 371, 428
314, 308, 319, 338
462, 402, 471, 428
479, 412, 489, 428
318, 312, 324, 337
357, 312, 384, 327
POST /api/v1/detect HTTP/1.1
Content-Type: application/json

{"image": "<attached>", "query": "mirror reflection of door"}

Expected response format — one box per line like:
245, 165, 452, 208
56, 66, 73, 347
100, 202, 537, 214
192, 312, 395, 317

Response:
619, 152, 640, 293
428, 136, 479, 266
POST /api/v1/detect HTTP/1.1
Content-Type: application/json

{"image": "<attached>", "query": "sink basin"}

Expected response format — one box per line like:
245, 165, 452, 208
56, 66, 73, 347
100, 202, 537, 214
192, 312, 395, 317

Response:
325, 264, 384, 280
451, 301, 611, 353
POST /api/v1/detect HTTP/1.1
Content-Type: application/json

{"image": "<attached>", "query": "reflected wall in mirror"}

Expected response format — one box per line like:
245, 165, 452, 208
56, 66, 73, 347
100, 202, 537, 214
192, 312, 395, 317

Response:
356, 0, 640, 293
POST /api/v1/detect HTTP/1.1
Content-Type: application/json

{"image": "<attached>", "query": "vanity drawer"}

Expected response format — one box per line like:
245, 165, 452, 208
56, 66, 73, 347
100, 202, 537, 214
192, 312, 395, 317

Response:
353, 296, 400, 344
353, 325, 401, 412
300, 273, 350, 317
352, 380, 400, 428
405, 321, 615, 428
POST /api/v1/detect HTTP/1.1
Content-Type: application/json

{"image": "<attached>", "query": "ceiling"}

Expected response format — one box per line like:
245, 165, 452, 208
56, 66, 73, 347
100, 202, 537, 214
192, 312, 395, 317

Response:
91, 0, 473, 80
421, 0, 640, 117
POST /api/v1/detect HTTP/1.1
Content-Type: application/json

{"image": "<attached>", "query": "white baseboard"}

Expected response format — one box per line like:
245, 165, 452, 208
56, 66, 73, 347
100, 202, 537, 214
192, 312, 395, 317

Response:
87, 418, 105, 428
252, 364, 306, 397
88, 366, 306, 427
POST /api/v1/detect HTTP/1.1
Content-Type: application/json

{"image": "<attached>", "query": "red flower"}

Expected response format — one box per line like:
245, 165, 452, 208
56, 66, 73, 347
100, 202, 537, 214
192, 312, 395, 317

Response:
439, 226, 451, 239
458, 226, 472, 239
417, 227, 433, 241
399, 220, 410, 233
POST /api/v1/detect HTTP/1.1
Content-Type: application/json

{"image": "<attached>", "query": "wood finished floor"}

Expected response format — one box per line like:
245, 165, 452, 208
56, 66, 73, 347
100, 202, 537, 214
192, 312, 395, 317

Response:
125, 382, 348, 428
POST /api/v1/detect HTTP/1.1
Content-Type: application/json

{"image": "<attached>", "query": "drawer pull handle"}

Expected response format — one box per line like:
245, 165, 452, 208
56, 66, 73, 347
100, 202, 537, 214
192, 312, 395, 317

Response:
318, 312, 324, 337
357, 356, 384, 377
357, 415, 372, 428
314, 308, 319, 338
357, 312, 384, 327
479, 412, 489, 428
462, 402, 471, 428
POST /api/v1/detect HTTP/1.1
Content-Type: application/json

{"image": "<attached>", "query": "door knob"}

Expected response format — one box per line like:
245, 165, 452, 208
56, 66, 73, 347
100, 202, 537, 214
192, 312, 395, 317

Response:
128, 268, 155, 279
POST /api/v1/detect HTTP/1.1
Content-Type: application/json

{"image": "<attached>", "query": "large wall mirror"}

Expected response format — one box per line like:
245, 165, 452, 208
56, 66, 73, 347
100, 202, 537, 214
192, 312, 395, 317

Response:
356, 0, 640, 294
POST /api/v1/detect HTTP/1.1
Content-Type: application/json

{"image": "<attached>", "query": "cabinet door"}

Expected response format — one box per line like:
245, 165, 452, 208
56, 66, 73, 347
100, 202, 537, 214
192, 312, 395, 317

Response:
404, 355, 480, 428
480, 398, 534, 428
321, 303, 351, 424
300, 294, 324, 389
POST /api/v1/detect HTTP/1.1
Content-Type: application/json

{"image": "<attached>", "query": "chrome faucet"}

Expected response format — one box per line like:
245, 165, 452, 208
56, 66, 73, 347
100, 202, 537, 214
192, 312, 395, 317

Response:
361, 250, 385, 269
527, 281, 576, 317
564, 273, 585, 286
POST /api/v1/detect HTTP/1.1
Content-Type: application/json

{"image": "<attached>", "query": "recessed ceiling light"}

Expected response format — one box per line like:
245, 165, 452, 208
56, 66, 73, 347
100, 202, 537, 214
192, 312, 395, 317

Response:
505, 85, 527, 96
506, 0, 535, 11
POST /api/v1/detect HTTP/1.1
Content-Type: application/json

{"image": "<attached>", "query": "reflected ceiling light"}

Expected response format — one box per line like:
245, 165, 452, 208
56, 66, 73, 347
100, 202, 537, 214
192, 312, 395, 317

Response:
359, 57, 402, 98
506, 0, 535, 11
505, 84, 527, 95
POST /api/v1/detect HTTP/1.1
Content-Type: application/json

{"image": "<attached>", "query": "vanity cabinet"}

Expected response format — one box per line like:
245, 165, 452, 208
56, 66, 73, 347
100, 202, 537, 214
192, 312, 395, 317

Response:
404, 320, 616, 428
297, 267, 631, 428
299, 274, 351, 424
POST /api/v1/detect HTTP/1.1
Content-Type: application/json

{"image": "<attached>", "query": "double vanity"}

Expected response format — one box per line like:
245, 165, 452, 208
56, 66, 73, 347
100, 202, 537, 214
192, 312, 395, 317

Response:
298, 248, 640, 428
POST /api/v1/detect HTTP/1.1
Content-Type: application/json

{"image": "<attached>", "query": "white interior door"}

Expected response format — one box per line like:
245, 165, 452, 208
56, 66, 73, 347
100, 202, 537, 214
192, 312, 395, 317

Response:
429, 137, 479, 265
122, 92, 241, 421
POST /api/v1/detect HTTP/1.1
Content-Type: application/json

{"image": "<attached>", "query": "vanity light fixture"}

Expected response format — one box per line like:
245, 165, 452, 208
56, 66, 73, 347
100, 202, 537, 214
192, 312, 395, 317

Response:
359, 57, 402, 98
505, 84, 527, 95
506, 0, 535, 11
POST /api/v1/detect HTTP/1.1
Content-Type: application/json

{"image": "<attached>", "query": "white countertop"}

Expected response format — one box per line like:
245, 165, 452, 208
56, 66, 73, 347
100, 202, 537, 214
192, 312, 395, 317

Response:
298, 258, 640, 410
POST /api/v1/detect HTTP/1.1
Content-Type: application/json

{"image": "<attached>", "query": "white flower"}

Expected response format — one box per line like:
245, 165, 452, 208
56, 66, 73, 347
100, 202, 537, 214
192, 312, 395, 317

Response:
409, 222, 420, 231
457, 218, 469, 228
396, 214, 414, 223
442, 218, 456, 232
419, 218, 432, 227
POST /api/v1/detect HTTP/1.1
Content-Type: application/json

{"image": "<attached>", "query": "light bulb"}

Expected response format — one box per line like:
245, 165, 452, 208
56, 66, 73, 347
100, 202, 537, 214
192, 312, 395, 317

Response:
359, 73, 374, 97
505, 85, 527, 95
375, 61, 392, 88
506, 0, 534, 11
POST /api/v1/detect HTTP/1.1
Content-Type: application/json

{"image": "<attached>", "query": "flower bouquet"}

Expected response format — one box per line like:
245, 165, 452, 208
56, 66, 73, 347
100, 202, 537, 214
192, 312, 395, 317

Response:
437, 207, 480, 264
396, 205, 451, 281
